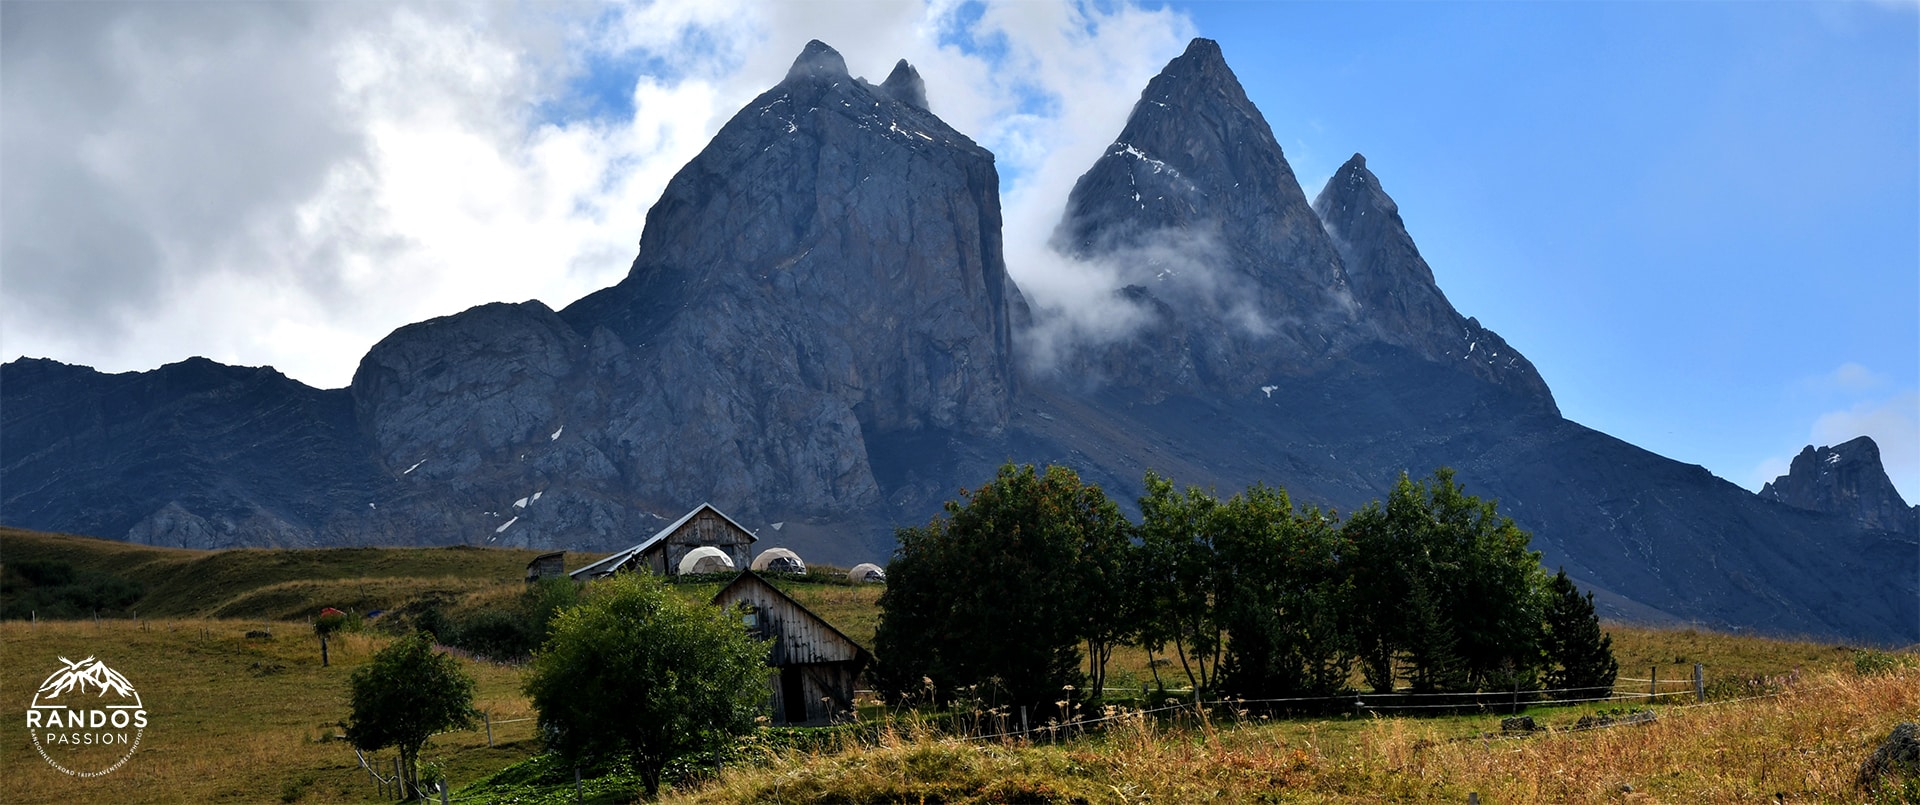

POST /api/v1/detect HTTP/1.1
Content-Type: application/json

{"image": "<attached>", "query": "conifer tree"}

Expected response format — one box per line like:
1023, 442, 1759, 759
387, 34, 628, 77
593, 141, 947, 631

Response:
1541, 568, 1618, 700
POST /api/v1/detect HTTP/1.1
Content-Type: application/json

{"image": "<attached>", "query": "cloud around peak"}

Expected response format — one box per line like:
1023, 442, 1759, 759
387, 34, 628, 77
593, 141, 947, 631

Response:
0, 0, 1196, 389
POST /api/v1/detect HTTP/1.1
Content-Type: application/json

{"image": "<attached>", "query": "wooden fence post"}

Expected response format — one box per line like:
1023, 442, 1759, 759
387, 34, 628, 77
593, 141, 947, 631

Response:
485, 711, 493, 747
1694, 663, 1705, 703
1649, 667, 1657, 700
574, 766, 583, 803
1020, 706, 1029, 739
321, 634, 329, 668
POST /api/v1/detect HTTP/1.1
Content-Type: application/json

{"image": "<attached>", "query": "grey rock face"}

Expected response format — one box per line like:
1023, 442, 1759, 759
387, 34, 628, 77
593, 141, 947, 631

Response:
1048, 38, 1359, 389
1313, 154, 1557, 412
563, 40, 1022, 520
880, 59, 928, 111
1761, 436, 1917, 534
346, 299, 640, 549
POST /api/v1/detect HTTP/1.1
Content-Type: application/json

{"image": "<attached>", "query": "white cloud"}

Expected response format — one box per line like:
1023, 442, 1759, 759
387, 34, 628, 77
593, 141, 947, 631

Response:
1, 0, 1199, 388
1814, 361, 1887, 393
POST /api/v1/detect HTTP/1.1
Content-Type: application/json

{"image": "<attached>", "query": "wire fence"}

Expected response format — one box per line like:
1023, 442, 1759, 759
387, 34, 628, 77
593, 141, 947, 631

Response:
947, 664, 1718, 744
359, 664, 1775, 801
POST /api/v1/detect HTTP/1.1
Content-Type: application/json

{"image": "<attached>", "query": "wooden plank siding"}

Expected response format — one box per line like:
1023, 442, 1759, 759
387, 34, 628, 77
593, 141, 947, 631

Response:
651, 508, 754, 575
572, 503, 759, 580
713, 571, 872, 725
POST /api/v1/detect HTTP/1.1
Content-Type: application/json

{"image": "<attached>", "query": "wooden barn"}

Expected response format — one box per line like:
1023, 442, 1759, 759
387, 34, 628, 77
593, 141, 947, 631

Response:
569, 503, 756, 580
712, 571, 872, 726
525, 551, 565, 582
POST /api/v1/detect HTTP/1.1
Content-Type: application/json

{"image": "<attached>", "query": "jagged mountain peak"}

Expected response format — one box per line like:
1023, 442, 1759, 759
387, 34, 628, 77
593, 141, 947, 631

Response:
1312, 153, 1557, 411
1097, 37, 1282, 198
1322, 153, 1398, 218
880, 59, 928, 111
1044, 37, 1355, 389
546, 38, 1019, 525
785, 39, 850, 83
1761, 436, 1917, 534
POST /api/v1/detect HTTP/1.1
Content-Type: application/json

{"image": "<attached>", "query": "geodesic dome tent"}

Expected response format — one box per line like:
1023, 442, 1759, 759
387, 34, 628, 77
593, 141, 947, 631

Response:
848, 563, 886, 584
750, 548, 806, 574
677, 546, 736, 575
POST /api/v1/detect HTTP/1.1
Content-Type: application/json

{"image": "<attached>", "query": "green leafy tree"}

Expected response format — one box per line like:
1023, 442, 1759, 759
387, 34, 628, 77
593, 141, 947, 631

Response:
1342, 469, 1545, 693
522, 573, 765, 798
345, 631, 477, 800
1541, 568, 1618, 699
1133, 472, 1226, 692
1213, 484, 1352, 699
1340, 501, 1405, 693
873, 463, 1130, 710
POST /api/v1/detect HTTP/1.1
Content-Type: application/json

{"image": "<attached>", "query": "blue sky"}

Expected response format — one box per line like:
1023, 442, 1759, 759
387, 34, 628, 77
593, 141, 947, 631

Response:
1170, 1, 1919, 498
3, 0, 1915, 500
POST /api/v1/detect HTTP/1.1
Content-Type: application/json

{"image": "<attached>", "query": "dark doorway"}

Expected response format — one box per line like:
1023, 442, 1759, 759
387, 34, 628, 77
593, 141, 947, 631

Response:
780, 666, 807, 724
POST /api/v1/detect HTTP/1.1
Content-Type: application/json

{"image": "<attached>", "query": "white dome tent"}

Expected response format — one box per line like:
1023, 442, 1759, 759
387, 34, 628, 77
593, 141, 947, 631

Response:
848, 563, 886, 584
677, 546, 736, 575
750, 548, 806, 574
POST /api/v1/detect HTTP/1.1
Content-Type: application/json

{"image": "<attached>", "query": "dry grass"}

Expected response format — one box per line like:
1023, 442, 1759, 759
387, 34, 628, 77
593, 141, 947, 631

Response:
0, 618, 539, 805
670, 665, 1920, 804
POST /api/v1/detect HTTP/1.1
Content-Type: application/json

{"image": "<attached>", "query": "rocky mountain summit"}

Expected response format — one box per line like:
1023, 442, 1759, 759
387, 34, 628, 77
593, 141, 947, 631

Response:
2, 39, 1913, 644
1312, 154, 1556, 408
1761, 437, 1917, 534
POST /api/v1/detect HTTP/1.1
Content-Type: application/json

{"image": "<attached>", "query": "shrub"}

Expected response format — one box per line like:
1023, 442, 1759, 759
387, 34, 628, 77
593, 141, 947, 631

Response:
523, 573, 767, 797
1854, 649, 1918, 676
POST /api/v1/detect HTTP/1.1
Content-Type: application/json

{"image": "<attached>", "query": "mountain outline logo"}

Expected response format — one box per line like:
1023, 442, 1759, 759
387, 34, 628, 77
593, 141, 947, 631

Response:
26, 655, 147, 777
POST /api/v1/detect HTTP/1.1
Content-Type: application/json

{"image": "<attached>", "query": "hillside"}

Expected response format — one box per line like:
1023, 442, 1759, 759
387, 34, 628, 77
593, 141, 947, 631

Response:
1, 527, 548, 620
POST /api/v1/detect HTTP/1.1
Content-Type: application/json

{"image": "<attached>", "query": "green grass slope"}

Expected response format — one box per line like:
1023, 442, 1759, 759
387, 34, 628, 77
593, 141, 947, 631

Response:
2, 527, 555, 620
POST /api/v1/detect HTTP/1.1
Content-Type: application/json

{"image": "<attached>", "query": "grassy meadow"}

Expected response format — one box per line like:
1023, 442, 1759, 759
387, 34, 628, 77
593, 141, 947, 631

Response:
2, 528, 1915, 804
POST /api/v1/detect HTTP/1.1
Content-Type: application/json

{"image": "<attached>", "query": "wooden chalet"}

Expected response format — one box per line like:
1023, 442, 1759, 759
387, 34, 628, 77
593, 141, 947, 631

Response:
712, 570, 872, 726
569, 503, 756, 580
525, 551, 565, 582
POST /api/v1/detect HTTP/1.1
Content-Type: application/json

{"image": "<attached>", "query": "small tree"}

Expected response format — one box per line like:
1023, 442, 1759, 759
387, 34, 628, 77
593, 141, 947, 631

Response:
1542, 568, 1618, 700
345, 631, 476, 800
523, 573, 766, 798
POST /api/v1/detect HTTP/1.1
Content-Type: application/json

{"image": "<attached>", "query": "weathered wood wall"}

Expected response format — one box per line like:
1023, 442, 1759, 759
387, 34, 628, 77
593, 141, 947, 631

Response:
715, 573, 871, 725
647, 509, 754, 575
525, 551, 565, 581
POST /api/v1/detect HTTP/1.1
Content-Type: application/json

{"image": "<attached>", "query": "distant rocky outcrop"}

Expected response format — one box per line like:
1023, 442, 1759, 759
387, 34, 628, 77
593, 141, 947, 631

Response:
1761, 436, 1918, 534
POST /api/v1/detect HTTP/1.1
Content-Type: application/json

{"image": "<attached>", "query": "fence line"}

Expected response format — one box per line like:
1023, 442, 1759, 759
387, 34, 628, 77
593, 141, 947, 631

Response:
955, 664, 1726, 744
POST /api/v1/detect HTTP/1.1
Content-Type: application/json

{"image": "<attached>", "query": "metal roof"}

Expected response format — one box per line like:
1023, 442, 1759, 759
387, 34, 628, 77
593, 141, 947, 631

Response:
568, 503, 758, 579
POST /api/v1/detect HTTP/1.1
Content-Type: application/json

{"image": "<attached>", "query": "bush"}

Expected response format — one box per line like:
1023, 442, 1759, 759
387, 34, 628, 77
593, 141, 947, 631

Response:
314, 609, 355, 637
0, 559, 144, 619
523, 573, 766, 797
1854, 649, 1918, 676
